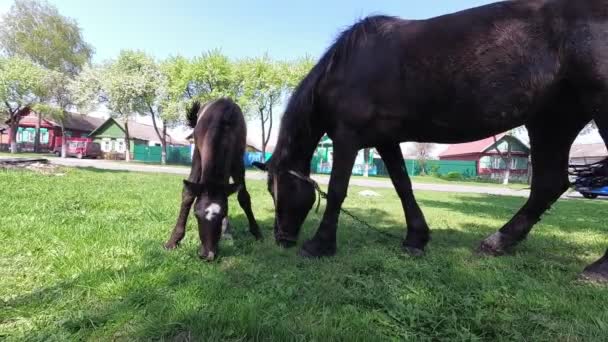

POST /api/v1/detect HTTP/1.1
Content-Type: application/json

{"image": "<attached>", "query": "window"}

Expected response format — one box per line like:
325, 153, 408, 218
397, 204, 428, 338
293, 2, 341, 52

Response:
101, 139, 112, 152
115, 139, 125, 153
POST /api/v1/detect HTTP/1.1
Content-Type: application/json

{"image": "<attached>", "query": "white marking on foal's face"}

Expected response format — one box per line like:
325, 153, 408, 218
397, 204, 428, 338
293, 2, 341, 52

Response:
205, 203, 222, 221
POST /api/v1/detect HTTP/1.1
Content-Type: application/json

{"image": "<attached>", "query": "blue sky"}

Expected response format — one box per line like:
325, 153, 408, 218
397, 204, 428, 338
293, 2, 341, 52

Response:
0, 0, 496, 63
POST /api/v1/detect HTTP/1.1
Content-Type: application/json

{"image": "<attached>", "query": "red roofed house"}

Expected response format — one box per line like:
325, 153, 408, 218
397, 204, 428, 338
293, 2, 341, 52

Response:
3, 109, 105, 152
438, 133, 530, 180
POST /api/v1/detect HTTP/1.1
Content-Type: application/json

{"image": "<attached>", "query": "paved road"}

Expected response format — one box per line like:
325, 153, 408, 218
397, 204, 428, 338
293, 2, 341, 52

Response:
1, 155, 587, 199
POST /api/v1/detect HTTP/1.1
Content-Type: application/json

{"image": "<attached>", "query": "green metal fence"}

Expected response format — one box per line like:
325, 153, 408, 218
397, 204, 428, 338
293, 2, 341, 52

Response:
374, 159, 477, 178
134, 144, 192, 165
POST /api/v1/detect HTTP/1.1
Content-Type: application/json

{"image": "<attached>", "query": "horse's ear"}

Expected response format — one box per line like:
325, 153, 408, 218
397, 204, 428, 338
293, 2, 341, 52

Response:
224, 183, 242, 196
183, 179, 205, 195
252, 162, 267, 171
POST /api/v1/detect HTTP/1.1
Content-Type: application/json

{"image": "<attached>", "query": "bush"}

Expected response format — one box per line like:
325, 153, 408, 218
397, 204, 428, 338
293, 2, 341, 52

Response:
429, 165, 441, 177
443, 171, 464, 180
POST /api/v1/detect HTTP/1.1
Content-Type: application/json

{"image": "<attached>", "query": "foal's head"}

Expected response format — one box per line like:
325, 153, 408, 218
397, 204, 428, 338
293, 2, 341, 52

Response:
183, 180, 241, 261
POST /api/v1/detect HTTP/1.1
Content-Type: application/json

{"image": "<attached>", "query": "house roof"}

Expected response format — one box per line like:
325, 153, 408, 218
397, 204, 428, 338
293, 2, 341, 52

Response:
91, 117, 189, 146
570, 143, 608, 159
7, 110, 105, 132
438, 133, 528, 158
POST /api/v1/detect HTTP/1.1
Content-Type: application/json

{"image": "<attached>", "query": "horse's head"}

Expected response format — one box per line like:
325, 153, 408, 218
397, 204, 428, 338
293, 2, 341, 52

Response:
253, 161, 316, 248
183, 180, 241, 261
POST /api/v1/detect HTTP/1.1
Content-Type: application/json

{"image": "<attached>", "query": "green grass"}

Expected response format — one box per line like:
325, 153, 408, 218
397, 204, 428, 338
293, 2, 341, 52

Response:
1, 167, 607, 341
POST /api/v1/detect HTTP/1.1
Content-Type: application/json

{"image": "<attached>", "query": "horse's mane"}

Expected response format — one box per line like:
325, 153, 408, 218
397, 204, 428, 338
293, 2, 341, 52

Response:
270, 15, 400, 170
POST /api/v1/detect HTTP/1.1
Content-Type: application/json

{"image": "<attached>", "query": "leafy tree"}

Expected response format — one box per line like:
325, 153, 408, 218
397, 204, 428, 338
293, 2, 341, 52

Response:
240, 55, 285, 156
36, 70, 77, 157
0, 56, 46, 153
186, 49, 240, 103
1, 0, 94, 152
72, 57, 142, 162
0, 0, 94, 76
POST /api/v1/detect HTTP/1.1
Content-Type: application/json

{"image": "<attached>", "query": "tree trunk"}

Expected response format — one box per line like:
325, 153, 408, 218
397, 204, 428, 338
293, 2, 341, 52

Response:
149, 106, 166, 165
60, 125, 67, 158
9, 123, 18, 154
363, 148, 370, 177
34, 114, 41, 153
260, 107, 267, 157
502, 143, 513, 185
161, 123, 167, 165
124, 120, 131, 162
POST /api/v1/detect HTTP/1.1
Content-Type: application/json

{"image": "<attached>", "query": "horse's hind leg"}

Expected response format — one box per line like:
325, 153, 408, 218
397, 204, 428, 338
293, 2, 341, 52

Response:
164, 146, 202, 249
479, 98, 589, 256
233, 161, 263, 240
377, 144, 430, 256
579, 99, 608, 282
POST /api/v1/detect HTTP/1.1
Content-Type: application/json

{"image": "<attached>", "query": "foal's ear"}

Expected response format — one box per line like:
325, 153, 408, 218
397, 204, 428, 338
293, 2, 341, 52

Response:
252, 162, 267, 171
225, 183, 242, 196
183, 179, 205, 195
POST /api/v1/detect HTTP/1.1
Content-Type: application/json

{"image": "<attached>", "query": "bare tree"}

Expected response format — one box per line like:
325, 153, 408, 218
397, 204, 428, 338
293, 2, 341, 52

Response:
409, 143, 435, 175
492, 134, 514, 185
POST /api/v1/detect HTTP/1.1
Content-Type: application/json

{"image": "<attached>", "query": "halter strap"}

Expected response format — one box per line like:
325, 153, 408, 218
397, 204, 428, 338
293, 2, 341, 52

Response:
287, 170, 325, 213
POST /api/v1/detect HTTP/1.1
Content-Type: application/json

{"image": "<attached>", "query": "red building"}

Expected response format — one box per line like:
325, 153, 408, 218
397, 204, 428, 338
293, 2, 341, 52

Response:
438, 133, 530, 180
2, 109, 105, 152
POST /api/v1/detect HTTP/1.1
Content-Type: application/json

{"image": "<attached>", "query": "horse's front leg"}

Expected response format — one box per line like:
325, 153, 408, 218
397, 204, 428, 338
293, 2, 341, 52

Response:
299, 142, 358, 258
164, 147, 201, 249
377, 144, 430, 256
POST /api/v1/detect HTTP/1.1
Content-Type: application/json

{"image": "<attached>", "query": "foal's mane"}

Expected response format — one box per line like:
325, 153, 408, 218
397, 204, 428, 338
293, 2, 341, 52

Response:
270, 15, 400, 171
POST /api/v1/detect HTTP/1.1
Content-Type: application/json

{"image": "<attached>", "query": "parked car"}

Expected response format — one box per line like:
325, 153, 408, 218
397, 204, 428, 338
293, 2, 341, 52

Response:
54, 138, 102, 159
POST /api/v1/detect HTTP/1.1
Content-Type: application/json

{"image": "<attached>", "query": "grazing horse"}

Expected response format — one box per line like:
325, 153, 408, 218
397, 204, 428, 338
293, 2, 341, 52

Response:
165, 98, 263, 261
254, 0, 608, 281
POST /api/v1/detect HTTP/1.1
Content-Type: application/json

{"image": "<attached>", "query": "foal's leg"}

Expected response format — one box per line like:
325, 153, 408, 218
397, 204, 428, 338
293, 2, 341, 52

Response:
377, 144, 430, 256
232, 162, 263, 240
480, 110, 588, 255
300, 141, 358, 258
164, 147, 202, 249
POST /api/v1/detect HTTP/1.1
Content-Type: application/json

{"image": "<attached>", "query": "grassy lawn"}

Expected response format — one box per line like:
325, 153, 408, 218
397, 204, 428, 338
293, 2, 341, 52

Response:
1, 167, 607, 341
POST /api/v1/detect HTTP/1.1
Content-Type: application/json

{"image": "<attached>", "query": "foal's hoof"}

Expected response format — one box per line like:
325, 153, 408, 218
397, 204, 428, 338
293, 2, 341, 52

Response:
298, 239, 336, 259
478, 232, 509, 256
402, 245, 425, 257
164, 241, 179, 250
276, 239, 297, 249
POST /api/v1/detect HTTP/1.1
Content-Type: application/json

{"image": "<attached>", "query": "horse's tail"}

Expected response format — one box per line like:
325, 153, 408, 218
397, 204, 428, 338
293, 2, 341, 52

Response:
186, 100, 201, 129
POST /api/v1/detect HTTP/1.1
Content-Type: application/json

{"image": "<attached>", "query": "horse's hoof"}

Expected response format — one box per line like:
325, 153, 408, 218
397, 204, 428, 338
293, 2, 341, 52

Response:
402, 245, 425, 257
298, 239, 336, 258
478, 232, 508, 256
276, 239, 297, 249
577, 271, 608, 284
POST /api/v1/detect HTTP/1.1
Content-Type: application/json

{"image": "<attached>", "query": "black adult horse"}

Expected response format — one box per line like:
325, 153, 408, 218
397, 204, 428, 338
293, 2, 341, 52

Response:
254, 0, 608, 281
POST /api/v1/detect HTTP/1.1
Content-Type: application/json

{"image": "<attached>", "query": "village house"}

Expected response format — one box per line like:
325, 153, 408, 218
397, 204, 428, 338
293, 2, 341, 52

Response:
89, 117, 189, 160
438, 133, 530, 181
1, 109, 105, 152
569, 143, 608, 165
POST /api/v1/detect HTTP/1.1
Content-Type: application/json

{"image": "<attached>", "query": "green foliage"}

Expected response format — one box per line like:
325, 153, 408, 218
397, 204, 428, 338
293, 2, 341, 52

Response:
1, 168, 607, 340
0, 0, 94, 75
187, 49, 240, 103
0, 56, 46, 114
443, 171, 465, 181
